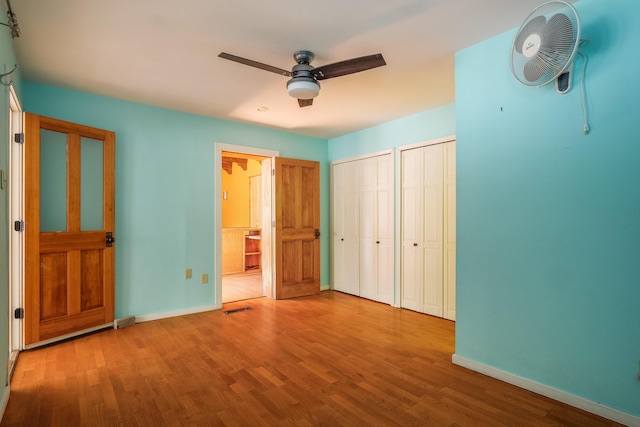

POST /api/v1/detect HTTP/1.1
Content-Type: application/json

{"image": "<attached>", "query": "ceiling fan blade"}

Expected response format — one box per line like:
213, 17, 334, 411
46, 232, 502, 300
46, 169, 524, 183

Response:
312, 54, 386, 81
298, 99, 313, 108
218, 52, 292, 77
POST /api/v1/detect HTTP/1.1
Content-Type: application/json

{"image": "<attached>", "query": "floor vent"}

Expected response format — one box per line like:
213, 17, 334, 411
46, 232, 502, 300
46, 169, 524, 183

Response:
224, 307, 252, 314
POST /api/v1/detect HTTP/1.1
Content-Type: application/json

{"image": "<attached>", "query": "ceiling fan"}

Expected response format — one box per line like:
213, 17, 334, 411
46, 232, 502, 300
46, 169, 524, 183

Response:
218, 50, 386, 107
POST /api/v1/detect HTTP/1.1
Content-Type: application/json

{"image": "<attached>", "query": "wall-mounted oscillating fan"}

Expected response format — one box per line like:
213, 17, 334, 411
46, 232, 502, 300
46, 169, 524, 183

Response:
510, 1, 580, 94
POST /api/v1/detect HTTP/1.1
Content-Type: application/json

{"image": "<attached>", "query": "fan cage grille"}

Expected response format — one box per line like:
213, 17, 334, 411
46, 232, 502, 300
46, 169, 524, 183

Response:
510, 1, 580, 87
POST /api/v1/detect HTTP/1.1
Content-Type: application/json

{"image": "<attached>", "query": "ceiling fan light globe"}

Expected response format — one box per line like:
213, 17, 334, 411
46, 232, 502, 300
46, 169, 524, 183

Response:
287, 79, 320, 99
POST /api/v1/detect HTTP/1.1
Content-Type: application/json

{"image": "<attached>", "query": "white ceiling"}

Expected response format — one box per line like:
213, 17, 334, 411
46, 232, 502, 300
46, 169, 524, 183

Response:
6, 0, 571, 139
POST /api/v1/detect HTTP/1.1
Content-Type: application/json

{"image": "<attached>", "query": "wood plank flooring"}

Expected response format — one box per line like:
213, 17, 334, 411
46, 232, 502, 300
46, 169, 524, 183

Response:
1, 291, 622, 426
222, 272, 263, 303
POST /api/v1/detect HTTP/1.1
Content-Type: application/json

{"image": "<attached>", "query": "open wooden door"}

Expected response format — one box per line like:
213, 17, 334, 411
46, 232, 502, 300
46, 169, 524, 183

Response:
24, 113, 115, 347
274, 157, 320, 299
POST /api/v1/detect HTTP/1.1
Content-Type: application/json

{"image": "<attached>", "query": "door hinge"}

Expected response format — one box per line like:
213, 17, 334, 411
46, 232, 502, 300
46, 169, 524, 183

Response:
14, 133, 24, 144
106, 232, 115, 247
14, 220, 24, 232
14, 308, 24, 319
272, 169, 275, 176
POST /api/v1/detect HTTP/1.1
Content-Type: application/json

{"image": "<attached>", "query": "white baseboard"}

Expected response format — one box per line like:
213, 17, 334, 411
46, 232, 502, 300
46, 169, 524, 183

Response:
452, 354, 640, 427
134, 304, 218, 323
0, 385, 9, 424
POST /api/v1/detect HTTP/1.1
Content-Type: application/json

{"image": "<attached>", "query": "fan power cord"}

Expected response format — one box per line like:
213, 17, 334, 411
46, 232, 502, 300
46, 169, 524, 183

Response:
578, 49, 590, 135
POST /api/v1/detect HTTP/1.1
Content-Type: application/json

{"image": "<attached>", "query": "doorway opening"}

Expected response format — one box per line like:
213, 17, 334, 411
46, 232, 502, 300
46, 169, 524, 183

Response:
220, 151, 270, 303
214, 144, 278, 307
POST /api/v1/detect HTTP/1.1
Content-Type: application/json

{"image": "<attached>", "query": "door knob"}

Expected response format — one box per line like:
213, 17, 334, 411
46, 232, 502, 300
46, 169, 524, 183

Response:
413, 243, 418, 247
106, 232, 115, 247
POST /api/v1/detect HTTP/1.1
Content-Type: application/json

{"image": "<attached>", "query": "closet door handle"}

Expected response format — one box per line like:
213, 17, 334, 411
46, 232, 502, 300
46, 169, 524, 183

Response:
413, 243, 418, 247
341, 238, 344, 241
376, 241, 380, 244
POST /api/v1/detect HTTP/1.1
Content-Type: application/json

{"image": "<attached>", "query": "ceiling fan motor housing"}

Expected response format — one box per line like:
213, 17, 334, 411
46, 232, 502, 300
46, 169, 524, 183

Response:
287, 63, 320, 99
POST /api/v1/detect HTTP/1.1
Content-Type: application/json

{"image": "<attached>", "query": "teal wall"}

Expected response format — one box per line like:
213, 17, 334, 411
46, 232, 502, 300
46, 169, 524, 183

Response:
23, 83, 329, 318
328, 104, 455, 161
0, 24, 21, 393
455, 0, 640, 417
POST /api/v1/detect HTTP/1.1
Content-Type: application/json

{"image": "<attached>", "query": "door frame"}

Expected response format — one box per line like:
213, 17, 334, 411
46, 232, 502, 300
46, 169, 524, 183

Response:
8, 84, 23, 361
214, 143, 278, 308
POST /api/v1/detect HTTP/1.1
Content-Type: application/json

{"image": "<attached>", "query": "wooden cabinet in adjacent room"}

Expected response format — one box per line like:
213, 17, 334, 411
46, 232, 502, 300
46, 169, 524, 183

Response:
331, 152, 394, 305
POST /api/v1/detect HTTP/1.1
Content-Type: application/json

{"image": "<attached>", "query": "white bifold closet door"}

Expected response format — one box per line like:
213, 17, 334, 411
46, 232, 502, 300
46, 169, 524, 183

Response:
332, 153, 394, 305
332, 162, 360, 296
400, 141, 456, 320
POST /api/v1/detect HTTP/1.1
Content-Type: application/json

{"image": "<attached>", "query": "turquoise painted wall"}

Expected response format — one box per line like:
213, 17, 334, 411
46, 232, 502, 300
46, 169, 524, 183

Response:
0, 25, 21, 392
23, 83, 329, 318
455, 0, 640, 417
328, 104, 455, 161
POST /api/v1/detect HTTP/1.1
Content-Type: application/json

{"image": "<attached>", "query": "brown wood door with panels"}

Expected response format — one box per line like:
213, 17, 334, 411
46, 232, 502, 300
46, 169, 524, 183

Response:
24, 113, 115, 346
274, 157, 320, 299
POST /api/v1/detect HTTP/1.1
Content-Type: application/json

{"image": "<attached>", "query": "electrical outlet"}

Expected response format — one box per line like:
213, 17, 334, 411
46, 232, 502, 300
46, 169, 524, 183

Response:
201, 274, 208, 284
185, 268, 192, 279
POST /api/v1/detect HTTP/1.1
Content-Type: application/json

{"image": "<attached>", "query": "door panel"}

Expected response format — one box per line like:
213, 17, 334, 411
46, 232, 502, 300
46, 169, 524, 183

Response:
274, 158, 320, 299
421, 145, 444, 317
25, 113, 115, 346
401, 148, 422, 310
375, 154, 394, 305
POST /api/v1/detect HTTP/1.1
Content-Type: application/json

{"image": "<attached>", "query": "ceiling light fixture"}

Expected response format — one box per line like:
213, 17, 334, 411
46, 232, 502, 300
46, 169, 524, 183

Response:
287, 77, 320, 100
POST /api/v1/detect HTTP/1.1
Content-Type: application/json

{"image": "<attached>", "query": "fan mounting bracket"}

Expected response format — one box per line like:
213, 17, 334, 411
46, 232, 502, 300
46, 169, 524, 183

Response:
293, 50, 315, 64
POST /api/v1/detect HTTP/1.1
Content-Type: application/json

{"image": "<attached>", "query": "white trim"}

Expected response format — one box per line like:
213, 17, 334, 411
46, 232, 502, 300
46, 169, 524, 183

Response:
330, 149, 393, 166
452, 354, 640, 427
135, 304, 217, 323
397, 134, 456, 152
24, 323, 114, 350
214, 142, 280, 308
8, 84, 24, 356
0, 385, 9, 423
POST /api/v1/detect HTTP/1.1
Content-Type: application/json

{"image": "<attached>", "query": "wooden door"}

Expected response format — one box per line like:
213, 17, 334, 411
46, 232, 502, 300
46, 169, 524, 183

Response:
24, 113, 115, 347
274, 157, 320, 299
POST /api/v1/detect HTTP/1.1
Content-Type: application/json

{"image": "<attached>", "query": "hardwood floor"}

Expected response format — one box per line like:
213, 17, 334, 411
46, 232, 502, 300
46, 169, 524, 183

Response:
222, 272, 263, 303
2, 291, 622, 427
